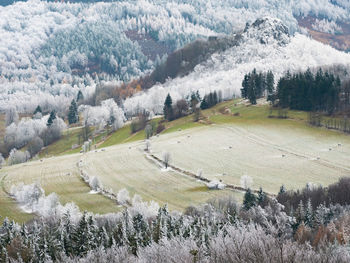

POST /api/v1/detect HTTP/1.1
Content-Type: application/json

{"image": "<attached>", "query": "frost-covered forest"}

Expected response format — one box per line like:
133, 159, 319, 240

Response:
0, 0, 350, 113
3, 178, 350, 262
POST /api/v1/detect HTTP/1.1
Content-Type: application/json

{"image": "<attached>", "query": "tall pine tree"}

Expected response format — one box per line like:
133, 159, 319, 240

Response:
77, 90, 84, 102
163, 93, 173, 121
47, 111, 56, 127
33, 105, 42, 115
68, 99, 78, 125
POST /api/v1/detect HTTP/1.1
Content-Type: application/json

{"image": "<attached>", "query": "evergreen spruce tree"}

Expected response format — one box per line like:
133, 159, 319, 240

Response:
62, 212, 73, 256
163, 93, 173, 121
266, 71, 275, 96
247, 77, 257, 105
257, 187, 267, 207
213, 91, 218, 105
87, 215, 98, 251
241, 74, 249, 99
305, 199, 313, 227
72, 212, 89, 256
77, 90, 84, 102
68, 99, 78, 124
112, 223, 125, 247
47, 111, 56, 127
314, 203, 331, 226
200, 97, 209, 109
278, 185, 286, 195
122, 209, 133, 246
153, 207, 166, 243
243, 188, 256, 210
33, 105, 42, 115
296, 200, 305, 224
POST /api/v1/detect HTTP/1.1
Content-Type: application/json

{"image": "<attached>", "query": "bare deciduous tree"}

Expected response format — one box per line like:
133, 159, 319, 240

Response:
162, 151, 171, 169
27, 136, 44, 157
145, 140, 151, 152
240, 175, 253, 189
145, 124, 153, 139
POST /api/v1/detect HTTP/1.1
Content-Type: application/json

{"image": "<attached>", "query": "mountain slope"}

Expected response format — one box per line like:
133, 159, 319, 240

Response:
123, 18, 350, 115
0, 0, 349, 112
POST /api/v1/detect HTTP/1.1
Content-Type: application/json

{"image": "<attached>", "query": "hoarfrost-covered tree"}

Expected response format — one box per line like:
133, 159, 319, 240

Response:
240, 175, 253, 189
5, 107, 19, 127
89, 176, 102, 192
102, 99, 125, 131
42, 117, 66, 146
79, 99, 125, 132
8, 149, 30, 165
117, 188, 130, 205
10, 182, 44, 211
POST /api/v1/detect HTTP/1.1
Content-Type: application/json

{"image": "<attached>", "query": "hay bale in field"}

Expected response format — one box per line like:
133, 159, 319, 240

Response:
207, 180, 226, 190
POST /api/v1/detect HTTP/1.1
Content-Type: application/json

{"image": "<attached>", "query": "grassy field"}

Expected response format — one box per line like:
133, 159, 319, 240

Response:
149, 101, 350, 194
82, 141, 241, 211
2, 99, 350, 222
38, 126, 112, 157
0, 174, 33, 223
1, 154, 119, 222
100, 124, 146, 148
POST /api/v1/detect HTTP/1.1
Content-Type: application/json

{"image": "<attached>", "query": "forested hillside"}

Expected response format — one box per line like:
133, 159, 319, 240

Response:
1, 0, 350, 113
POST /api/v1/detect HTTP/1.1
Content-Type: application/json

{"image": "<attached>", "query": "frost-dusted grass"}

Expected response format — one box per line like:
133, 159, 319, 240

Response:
150, 120, 350, 194
4, 99, 350, 221
0, 176, 33, 223
83, 142, 242, 211
2, 154, 119, 219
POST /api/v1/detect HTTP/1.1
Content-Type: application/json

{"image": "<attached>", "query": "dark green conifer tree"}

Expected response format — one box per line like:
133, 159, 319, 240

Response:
163, 93, 173, 121
68, 99, 78, 124
47, 111, 56, 127
33, 105, 42, 115
243, 188, 256, 210
77, 90, 84, 102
